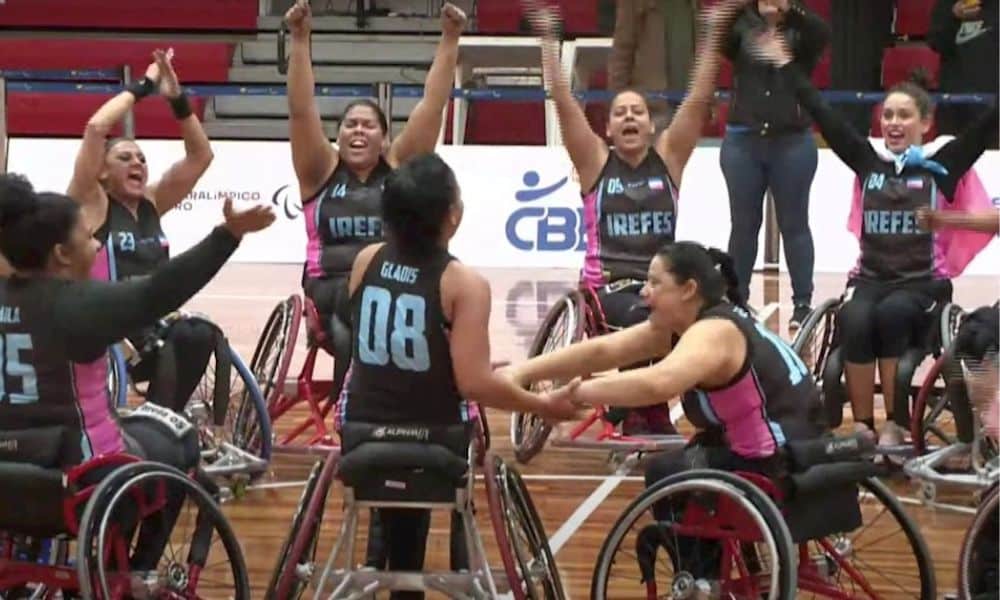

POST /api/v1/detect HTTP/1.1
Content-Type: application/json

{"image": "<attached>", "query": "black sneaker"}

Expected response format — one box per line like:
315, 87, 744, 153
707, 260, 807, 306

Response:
789, 304, 812, 330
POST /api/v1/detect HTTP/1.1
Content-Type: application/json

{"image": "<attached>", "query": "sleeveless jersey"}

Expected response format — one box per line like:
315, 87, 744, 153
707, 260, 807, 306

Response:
302, 158, 393, 282
91, 198, 169, 282
681, 303, 821, 459
0, 278, 124, 465
854, 167, 940, 283
581, 151, 678, 286
339, 244, 467, 425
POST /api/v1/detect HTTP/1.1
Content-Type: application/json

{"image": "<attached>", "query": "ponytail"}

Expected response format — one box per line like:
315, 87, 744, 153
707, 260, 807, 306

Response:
655, 241, 746, 309
706, 247, 747, 309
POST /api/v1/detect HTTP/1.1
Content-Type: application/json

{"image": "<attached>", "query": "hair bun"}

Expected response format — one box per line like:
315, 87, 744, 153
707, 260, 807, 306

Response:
0, 173, 38, 230
906, 67, 933, 92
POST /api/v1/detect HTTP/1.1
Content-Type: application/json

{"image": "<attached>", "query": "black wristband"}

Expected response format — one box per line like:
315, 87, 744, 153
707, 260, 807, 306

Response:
168, 92, 193, 120
126, 77, 155, 101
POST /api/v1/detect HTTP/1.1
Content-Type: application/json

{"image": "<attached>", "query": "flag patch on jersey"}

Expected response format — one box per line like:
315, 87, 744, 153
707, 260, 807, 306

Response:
648, 177, 665, 190
906, 178, 924, 189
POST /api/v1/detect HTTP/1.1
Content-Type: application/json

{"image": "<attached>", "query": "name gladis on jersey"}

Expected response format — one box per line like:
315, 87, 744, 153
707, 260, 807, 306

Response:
380, 261, 420, 285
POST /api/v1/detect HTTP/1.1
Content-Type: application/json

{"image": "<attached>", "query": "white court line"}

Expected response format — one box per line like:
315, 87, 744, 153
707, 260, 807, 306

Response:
246, 473, 647, 492
198, 293, 551, 306
546, 460, 635, 557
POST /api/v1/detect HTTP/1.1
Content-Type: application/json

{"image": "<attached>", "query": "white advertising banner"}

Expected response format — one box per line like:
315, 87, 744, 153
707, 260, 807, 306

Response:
6, 138, 999, 276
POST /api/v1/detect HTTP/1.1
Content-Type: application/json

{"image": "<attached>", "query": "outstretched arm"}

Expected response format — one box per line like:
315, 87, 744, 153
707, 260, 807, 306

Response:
569, 318, 744, 408
146, 50, 214, 215
388, 3, 466, 166
525, 2, 607, 192
919, 207, 1000, 235
285, 0, 337, 200
66, 58, 161, 230
655, 0, 749, 185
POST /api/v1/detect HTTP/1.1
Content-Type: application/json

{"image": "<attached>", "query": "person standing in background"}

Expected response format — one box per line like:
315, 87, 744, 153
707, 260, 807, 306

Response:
720, 0, 830, 330
929, 0, 999, 149
609, 0, 700, 133
830, 0, 894, 136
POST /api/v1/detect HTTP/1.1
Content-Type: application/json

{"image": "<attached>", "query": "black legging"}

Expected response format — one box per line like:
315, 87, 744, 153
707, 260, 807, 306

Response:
838, 278, 953, 363
129, 319, 218, 414
303, 276, 353, 401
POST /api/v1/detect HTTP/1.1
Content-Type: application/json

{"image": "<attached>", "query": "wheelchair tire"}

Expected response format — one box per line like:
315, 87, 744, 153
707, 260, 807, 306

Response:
910, 353, 964, 455
229, 345, 274, 465
958, 484, 999, 600
108, 344, 128, 408
591, 469, 797, 600
510, 290, 585, 464
941, 303, 966, 351
268, 455, 336, 600
250, 294, 302, 409
77, 462, 250, 599
791, 297, 840, 381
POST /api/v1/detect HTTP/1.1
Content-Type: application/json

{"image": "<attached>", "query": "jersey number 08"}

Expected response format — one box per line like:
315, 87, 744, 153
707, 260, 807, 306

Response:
357, 286, 431, 372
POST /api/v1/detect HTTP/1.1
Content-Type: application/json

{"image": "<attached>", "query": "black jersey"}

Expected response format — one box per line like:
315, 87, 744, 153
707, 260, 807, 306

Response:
91, 198, 169, 282
302, 158, 392, 282
681, 303, 823, 459
781, 63, 998, 283
580, 151, 678, 285
340, 244, 467, 425
0, 227, 238, 466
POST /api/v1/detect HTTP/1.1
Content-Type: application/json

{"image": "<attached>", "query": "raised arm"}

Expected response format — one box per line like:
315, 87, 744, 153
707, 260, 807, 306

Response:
570, 318, 745, 408
656, 0, 748, 185
145, 50, 214, 215
57, 200, 274, 361
784, 0, 831, 73
446, 264, 579, 420
755, 32, 875, 175
387, 3, 465, 166
508, 320, 671, 388
607, 0, 640, 91
525, 2, 607, 191
285, 0, 337, 200
932, 103, 999, 191
66, 59, 160, 230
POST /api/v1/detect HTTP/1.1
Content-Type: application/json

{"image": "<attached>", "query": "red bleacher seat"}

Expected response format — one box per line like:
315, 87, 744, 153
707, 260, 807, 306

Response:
0, 40, 234, 83
870, 103, 938, 140
6, 92, 207, 138
882, 44, 940, 89
811, 49, 832, 88
476, 0, 598, 35
465, 101, 547, 145
894, 0, 935, 37
0, 0, 257, 31
804, 0, 831, 21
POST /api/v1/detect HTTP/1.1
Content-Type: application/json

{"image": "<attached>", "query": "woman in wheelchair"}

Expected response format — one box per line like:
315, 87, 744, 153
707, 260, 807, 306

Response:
65, 48, 219, 415
283, 0, 467, 401
0, 174, 273, 566
506, 241, 827, 523
339, 154, 578, 598
754, 34, 998, 448
523, 0, 747, 435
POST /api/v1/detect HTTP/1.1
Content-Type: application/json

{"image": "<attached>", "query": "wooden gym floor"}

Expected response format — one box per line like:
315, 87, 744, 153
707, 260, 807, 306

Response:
183, 264, 998, 598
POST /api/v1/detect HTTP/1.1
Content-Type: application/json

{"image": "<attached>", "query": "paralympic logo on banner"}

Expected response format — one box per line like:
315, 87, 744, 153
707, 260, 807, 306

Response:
504, 169, 587, 252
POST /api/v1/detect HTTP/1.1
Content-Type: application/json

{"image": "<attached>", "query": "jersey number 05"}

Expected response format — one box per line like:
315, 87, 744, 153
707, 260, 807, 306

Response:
0, 333, 38, 404
357, 286, 431, 372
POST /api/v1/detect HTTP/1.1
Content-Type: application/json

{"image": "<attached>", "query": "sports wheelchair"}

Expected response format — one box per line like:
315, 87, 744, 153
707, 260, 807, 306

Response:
791, 292, 964, 454
510, 280, 779, 467
109, 311, 273, 492
956, 482, 998, 600
0, 430, 249, 598
590, 432, 936, 599
266, 403, 564, 599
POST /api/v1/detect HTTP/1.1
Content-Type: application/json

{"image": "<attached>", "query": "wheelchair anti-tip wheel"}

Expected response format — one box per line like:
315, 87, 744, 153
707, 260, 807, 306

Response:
75, 461, 250, 600
510, 290, 585, 464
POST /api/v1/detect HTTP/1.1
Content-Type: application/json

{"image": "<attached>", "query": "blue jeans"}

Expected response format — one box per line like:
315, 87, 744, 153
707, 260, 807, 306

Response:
720, 128, 817, 306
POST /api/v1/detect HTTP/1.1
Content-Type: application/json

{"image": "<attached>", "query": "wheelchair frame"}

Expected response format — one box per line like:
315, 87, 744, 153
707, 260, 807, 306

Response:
268, 405, 565, 599
109, 311, 274, 491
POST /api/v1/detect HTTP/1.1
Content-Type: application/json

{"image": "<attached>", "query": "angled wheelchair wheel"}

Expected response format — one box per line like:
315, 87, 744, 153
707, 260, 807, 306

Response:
76, 462, 250, 599
250, 294, 302, 408
267, 454, 337, 600
958, 484, 999, 600
941, 302, 966, 351
191, 341, 273, 482
792, 297, 840, 382
108, 344, 129, 408
909, 352, 973, 456
591, 469, 797, 600
484, 453, 565, 599
510, 290, 586, 464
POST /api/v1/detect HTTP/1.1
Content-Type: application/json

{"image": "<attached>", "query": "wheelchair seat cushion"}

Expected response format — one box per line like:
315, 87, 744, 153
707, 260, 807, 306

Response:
338, 441, 469, 503
0, 426, 73, 468
785, 433, 875, 473
0, 462, 69, 537
782, 461, 881, 543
